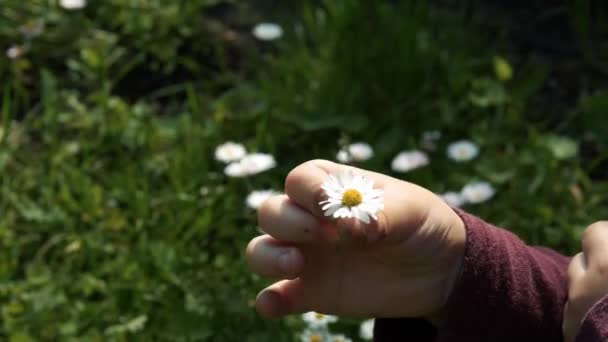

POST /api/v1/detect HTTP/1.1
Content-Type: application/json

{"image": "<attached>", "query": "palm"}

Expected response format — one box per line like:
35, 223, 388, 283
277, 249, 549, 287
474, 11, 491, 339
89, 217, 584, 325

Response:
247, 160, 465, 318
295, 216, 459, 317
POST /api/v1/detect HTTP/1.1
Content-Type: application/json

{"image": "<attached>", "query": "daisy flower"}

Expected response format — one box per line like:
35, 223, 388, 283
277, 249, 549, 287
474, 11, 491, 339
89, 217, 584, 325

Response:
391, 150, 429, 172
319, 171, 384, 224
246, 190, 279, 209
59, 0, 87, 10
300, 329, 327, 342
336, 142, 373, 163
336, 149, 351, 163
347, 142, 374, 161
252, 23, 283, 41
461, 181, 495, 204
6, 45, 24, 59
302, 312, 338, 328
215, 141, 246, 163
224, 153, 276, 177
447, 140, 479, 162
440, 191, 465, 207
329, 334, 352, 342
359, 319, 374, 340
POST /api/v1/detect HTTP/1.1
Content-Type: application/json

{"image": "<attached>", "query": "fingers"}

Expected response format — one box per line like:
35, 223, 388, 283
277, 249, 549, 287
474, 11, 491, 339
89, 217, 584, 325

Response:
581, 221, 608, 273
284, 159, 342, 218
246, 235, 304, 279
255, 279, 307, 318
284, 160, 435, 243
258, 195, 322, 243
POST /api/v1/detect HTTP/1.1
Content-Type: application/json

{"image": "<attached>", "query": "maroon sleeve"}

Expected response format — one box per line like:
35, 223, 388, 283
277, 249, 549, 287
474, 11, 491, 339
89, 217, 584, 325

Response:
575, 295, 608, 341
374, 210, 570, 342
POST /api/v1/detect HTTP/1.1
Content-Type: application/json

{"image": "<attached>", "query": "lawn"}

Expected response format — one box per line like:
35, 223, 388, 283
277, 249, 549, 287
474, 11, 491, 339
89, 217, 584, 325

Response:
1, 1, 608, 341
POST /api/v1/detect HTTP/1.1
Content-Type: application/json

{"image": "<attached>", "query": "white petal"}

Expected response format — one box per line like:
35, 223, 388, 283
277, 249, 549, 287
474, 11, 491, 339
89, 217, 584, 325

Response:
357, 209, 370, 224
322, 202, 339, 211
325, 205, 341, 217
335, 207, 349, 218
351, 206, 360, 218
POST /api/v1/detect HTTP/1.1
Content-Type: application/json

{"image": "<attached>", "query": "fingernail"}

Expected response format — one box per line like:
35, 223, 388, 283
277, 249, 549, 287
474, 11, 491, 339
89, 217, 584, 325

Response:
279, 250, 294, 275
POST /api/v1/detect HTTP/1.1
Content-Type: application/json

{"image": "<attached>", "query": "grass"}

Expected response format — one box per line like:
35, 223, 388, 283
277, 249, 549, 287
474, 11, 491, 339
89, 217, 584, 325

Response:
1, 0, 608, 341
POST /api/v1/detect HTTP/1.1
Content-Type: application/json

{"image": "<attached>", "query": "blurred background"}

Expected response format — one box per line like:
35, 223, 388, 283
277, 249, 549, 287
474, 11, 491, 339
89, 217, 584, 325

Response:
1, 0, 608, 341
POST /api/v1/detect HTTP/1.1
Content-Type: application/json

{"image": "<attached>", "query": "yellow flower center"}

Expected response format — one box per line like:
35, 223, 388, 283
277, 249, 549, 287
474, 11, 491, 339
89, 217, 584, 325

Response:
315, 313, 324, 320
310, 334, 322, 342
342, 189, 363, 207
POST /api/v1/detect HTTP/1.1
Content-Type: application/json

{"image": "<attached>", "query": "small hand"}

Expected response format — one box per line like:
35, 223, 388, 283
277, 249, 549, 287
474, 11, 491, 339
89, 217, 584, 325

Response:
563, 221, 608, 342
246, 160, 466, 319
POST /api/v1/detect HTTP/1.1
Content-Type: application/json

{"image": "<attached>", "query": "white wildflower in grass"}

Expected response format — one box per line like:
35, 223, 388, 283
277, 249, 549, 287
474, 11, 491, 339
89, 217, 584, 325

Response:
447, 140, 479, 162
336, 142, 373, 163
59, 0, 87, 10
391, 150, 429, 172
319, 171, 384, 224
336, 149, 351, 163
329, 334, 352, 342
347, 142, 374, 161
359, 319, 374, 340
441, 191, 465, 207
252, 23, 283, 41
224, 153, 276, 177
300, 329, 327, 342
224, 162, 244, 177
246, 190, 279, 209
302, 312, 338, 328
461, 181, 495, 204
215, 141, 246, 163
6, 45, 24, 59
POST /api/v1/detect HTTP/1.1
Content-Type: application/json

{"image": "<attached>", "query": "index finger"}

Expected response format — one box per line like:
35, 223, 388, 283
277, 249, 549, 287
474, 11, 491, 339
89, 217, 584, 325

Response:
284, 159, 390, 219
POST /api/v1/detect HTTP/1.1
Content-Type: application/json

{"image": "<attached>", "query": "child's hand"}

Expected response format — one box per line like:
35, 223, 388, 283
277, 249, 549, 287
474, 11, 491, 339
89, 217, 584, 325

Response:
563, 221, 608, 342
246, 160, 466, 319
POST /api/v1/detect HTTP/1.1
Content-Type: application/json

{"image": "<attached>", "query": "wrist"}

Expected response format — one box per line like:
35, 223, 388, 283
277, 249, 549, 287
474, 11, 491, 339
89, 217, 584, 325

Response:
428, 207, 466, 326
